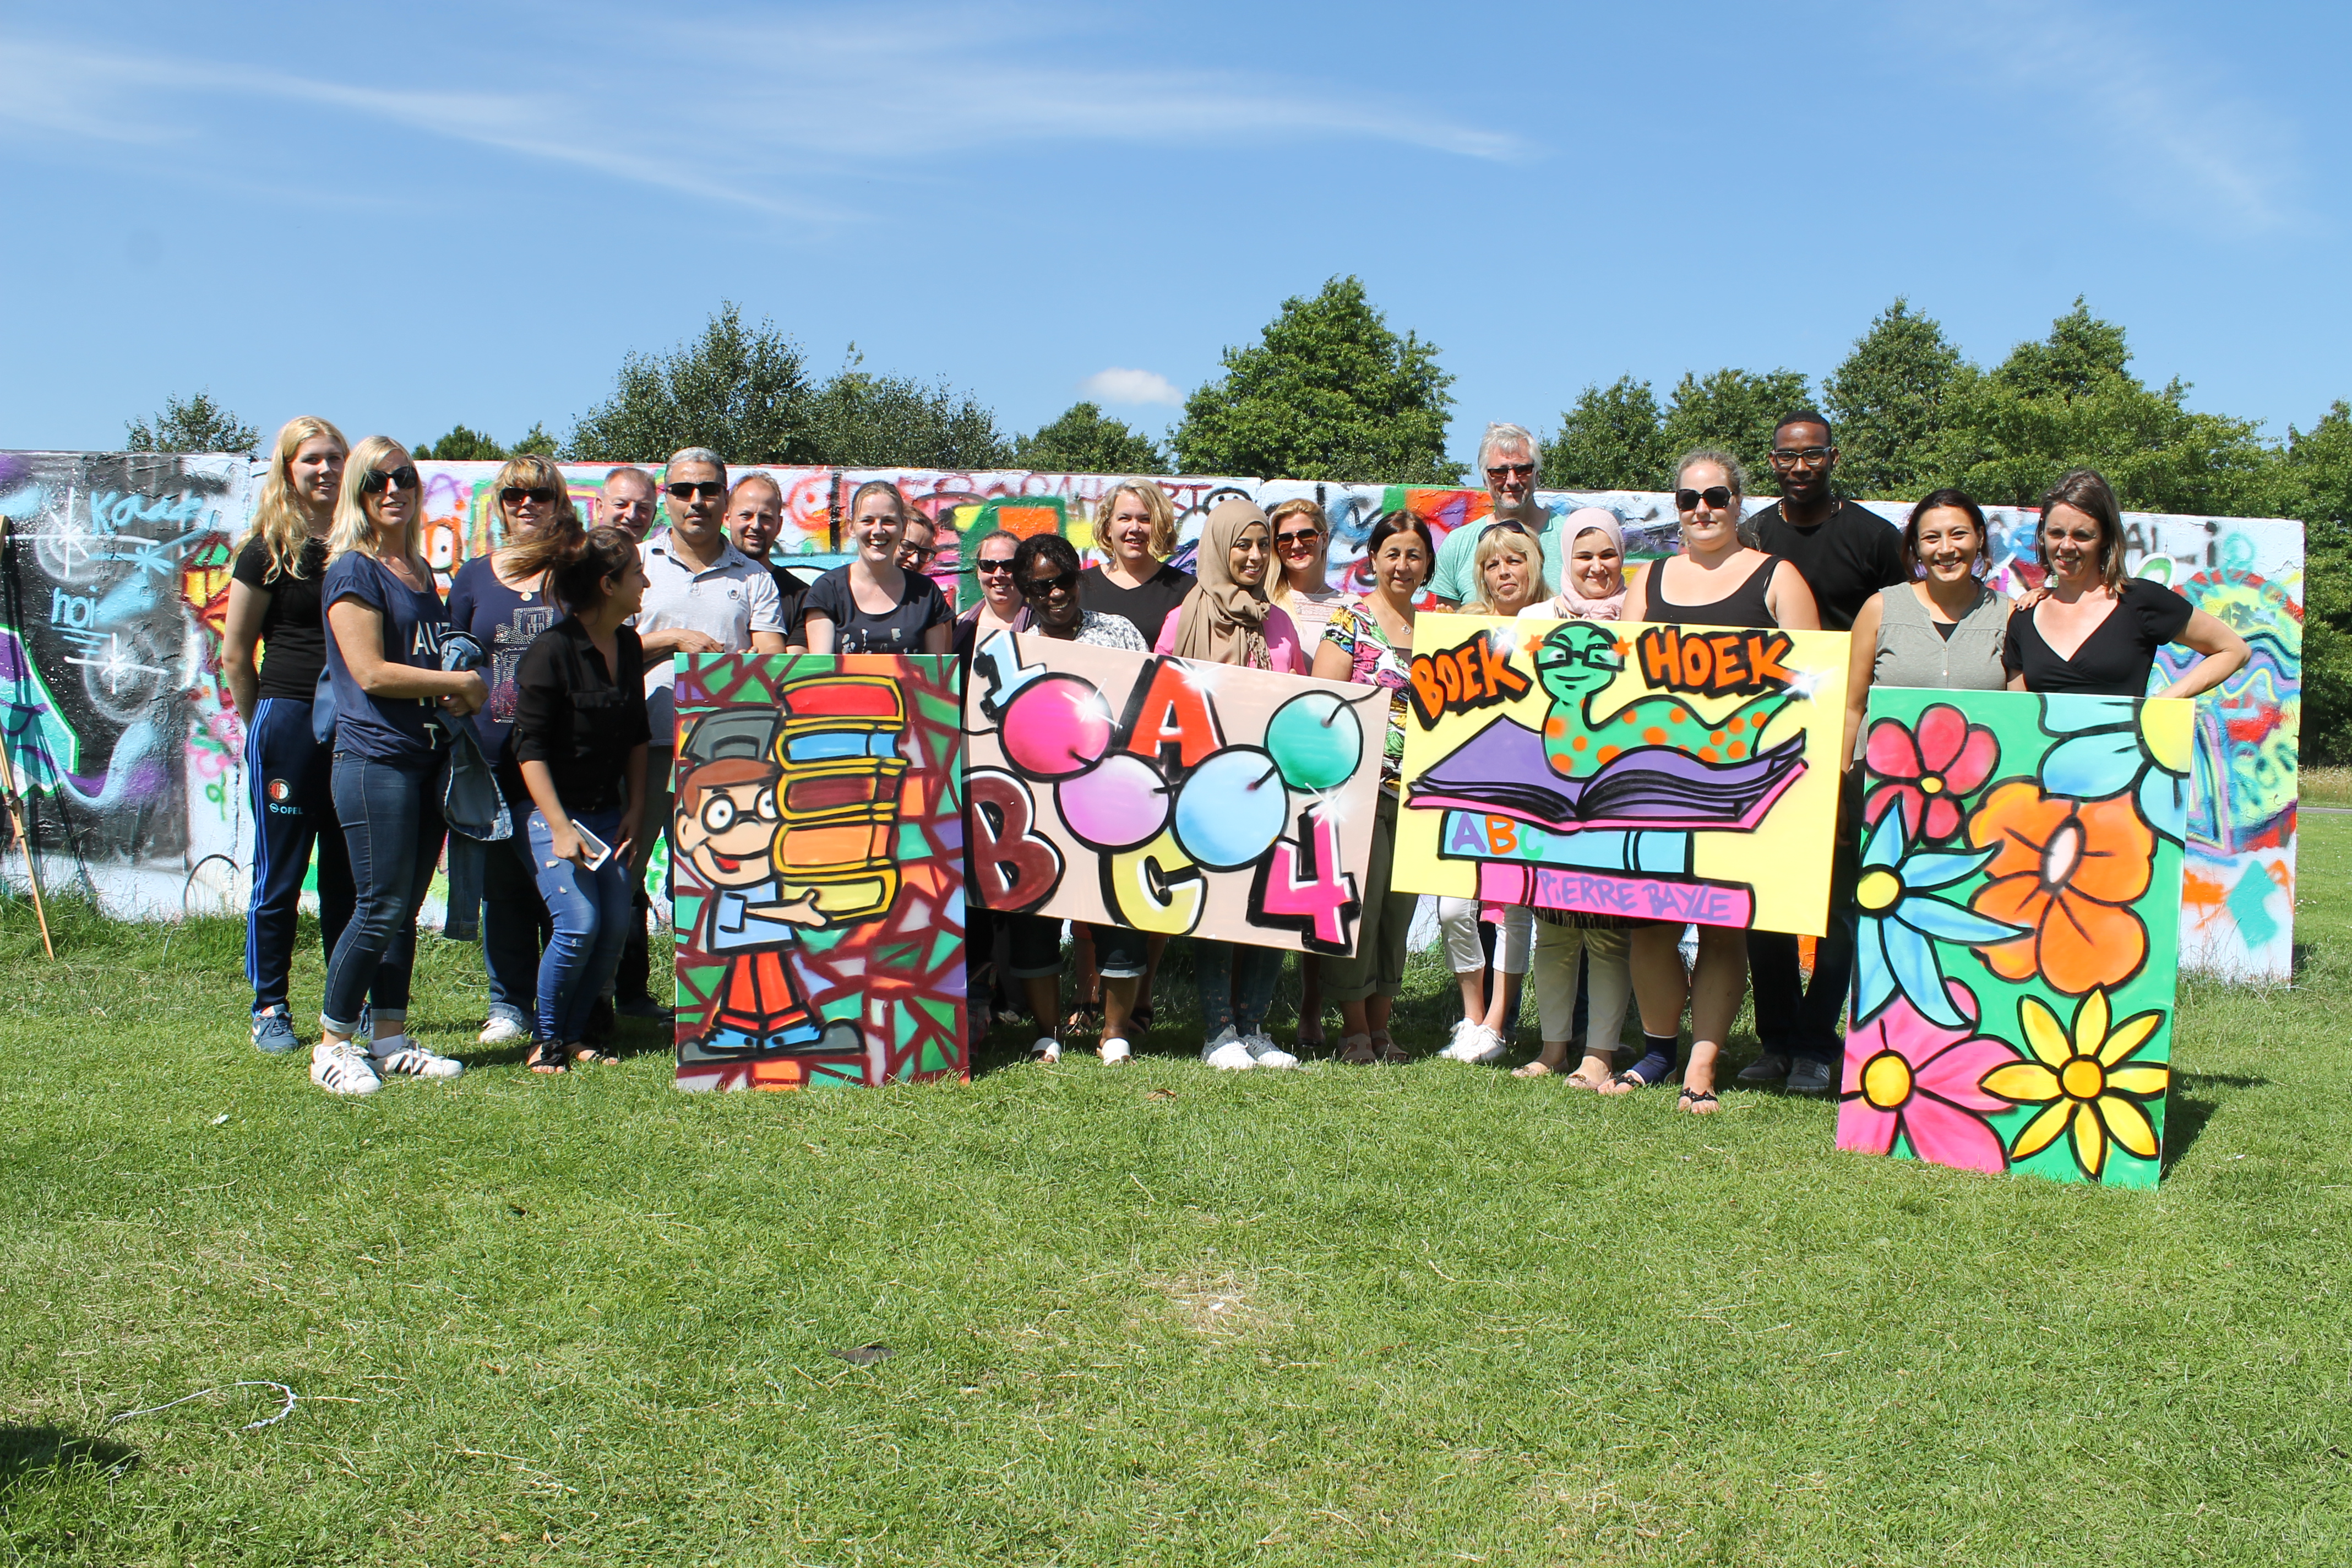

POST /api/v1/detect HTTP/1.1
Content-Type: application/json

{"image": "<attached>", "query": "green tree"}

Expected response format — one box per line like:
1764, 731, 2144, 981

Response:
2269, 402, 2352, 761
1173, 276, 1461, 483
413, 424, 507, 461
1823, 298, 1966, 499
568, 301, 813, 465
511, 422, 559, 456
1659, 368, 1814, 492
805, 350, 1011, 470
125, 390, 257, 454
1012, 402, 1168, 475
1542, 377, 1670, 490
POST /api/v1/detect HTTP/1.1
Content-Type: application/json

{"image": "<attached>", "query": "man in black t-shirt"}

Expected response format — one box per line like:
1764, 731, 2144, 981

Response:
1741, 412, 1905, 1095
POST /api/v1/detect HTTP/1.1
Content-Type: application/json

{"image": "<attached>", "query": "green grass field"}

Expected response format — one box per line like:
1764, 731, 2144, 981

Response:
2, 823, 2345, 1566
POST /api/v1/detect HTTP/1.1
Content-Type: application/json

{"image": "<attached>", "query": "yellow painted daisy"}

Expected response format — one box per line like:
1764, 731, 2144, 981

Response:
1980, 988, 2170, 1181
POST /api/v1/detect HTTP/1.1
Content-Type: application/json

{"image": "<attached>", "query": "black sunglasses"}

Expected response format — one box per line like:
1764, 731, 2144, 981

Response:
1019, 573, 1074, 600
1486, 462, 1535, 480
666, 481, 725, 500
500, 486, 556, 507
1675, 486, 1733, 513
974, 557, 1017, 575
360, 464, 419, 496
1275, 527, 1322, 547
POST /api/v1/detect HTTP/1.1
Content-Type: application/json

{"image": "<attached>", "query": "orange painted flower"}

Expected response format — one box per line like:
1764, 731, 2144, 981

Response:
1966, 782, 2154, 995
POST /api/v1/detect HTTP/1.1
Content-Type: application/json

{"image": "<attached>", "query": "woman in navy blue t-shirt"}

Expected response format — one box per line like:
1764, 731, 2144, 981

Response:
311, 437, 489, 1096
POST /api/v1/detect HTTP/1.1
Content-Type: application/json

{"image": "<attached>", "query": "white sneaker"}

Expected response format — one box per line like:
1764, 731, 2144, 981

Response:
1461, 1023, 1506, 1065
1201, 1027, 1256, 1071
1030, 1036, 1062, 1064
477, 1014, 530, 1046
311, 1041, 381, 1096
369, 1036, 465, 1080
1098, 1037, 1133, 1064
1439, 1018, 1479, 1060
1242, 1032, 1299, 1070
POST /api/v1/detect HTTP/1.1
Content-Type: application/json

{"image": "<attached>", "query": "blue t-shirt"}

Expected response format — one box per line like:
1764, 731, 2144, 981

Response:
445, 553, 559, 769
323, 552, 454, 763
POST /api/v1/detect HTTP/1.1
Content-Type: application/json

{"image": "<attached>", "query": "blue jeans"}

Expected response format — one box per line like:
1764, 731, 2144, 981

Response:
1193, 939, 1285, 1039
323, 752, 448, 1035
527, 807, 634, 1044
243, 698, 355, 1014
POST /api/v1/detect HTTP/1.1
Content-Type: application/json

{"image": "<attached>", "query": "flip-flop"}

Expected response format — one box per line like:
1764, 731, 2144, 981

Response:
527, 1040, 569, 1075
570, 1044, 618, 1066
1678, 1087, 1721, 1115
1511, 1059, 1561, 1080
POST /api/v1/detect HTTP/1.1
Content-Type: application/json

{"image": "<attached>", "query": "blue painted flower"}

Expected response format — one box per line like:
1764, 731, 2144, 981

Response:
1854, 795, 2029, 1030
2039, 694, 2192, 843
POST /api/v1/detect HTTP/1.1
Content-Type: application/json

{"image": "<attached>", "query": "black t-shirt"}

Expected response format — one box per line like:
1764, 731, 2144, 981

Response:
1750, 500, 1908, 632
765, 563, 808, 646
1080, 562, 1196, 647
2003, 579, 2195, 698
230, 536, 333, 701
511, 618, 652, 813
801, 565, 952, 654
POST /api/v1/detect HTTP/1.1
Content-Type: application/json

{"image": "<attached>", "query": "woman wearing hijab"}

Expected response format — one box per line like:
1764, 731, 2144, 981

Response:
1152, 498, 1306, 1070
1512, 506, 1642, 1088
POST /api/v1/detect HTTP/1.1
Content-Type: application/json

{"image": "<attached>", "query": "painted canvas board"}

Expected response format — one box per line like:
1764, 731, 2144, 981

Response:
1392, 614, 1852, 936
668, 654, 966, 1092
1837, 688, 2190, 1190
960, 627, 1384, 954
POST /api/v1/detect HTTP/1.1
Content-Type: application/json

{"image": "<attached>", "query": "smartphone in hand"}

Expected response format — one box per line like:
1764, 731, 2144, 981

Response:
573, 821, 614, 871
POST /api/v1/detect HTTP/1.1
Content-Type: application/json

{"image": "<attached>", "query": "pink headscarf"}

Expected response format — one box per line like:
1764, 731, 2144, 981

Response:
1546, 507, 1628, 621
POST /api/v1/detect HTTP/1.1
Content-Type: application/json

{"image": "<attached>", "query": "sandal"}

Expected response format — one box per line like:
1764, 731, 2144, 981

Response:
1511, 1059, 1558, 1079
1063, 1003, 1101, 1037
1295, 1020, 1326, 1049
1370, 1030, 1408, 1065
1131, 1003, 1155, 1032
1678, 1086, 1721, 1115
1336, 1032, 1379, 1065
1602, 1052, 1678, 1093
527, 1039, 569, 1075
1098, 1037, 1133, 1064
571, 1043, 617, 1066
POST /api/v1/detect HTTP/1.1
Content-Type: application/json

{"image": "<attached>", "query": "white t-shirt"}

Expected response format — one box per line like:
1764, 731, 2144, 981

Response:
634, 529, 786, 744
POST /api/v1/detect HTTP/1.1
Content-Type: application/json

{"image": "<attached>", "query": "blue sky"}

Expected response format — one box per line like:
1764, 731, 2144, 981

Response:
3, 0, 2344, 470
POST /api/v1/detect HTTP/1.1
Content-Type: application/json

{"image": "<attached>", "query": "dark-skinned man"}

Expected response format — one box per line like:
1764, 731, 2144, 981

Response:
1740, 411, 1907, 1095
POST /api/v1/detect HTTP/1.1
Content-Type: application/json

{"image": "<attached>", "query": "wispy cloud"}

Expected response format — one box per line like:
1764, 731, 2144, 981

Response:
1902, 0, 2299, 231
0, 7, 1523, 220
1079, 367, 1183, 406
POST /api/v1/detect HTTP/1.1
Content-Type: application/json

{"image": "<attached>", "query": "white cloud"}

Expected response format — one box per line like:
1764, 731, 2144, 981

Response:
1079, 368, 1184, 406
1902, 0, 2299, 231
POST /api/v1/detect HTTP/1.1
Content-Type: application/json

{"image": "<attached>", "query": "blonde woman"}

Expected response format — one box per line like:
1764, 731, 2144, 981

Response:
222, 416, 353, 1057
311, 438, 487, 1095
1434, 524, 1543, 1064
1080, 481, 1195, 645
445, 455, 585, 1047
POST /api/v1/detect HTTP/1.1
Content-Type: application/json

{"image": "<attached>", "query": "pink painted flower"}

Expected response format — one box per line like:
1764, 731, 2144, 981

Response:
1864, 703, 2000, 842
1837, 984, 2020, 1176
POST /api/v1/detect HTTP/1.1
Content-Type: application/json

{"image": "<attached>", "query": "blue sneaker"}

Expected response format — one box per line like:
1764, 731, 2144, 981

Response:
251, 1010, 302, 1054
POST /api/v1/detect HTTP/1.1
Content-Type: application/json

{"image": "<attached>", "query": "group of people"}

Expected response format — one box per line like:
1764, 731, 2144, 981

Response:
224, 411, 2249, 1104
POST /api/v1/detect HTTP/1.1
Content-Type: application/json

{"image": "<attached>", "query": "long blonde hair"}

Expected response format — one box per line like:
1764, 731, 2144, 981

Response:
329, 436, 424, 565
238, 416, 347, 581
1463, 522, 1545, 616
1095, 481, 1178, 562
1265, 497, 1328, 613
488, 454, 585, 579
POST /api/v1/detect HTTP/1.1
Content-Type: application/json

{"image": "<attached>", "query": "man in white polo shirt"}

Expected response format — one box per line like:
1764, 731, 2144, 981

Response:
609, 446, 788, 1024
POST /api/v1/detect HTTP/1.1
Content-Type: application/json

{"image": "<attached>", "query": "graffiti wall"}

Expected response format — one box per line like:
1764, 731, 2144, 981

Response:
0, 449, 2300, 983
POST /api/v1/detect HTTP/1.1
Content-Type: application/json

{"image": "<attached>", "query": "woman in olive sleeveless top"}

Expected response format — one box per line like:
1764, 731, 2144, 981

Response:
1840, 489, 2013, 765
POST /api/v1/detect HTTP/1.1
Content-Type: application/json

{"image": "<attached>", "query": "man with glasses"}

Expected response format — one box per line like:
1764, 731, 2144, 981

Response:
1739, 411, 1905, 1095
601, 466, 659, 544
611, 447, 790, 1027
1429, 422, 1548, 607
725, 471, 809, 650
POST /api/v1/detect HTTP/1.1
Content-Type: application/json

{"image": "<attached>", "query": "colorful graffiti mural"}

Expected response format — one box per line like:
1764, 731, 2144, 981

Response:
1837, 689, 2191, 1189
0, 449, 2300, 983
668, 653, 966, 1091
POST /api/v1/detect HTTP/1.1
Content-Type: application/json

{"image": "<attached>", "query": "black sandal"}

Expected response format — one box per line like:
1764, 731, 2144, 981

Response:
1678, 1087, 1719, 1113
571, 1043, 618, 1066
527, 1039, 569, 1075
1610, 1053, 1676, 1090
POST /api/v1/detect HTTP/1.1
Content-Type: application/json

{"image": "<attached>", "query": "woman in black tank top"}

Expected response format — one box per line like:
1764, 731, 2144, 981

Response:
1602, 451, 1821, 1117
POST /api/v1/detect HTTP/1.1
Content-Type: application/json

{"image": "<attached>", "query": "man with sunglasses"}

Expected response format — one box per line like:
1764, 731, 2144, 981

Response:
1739, 411, 1905, 1095
1429, 422, 1548, 607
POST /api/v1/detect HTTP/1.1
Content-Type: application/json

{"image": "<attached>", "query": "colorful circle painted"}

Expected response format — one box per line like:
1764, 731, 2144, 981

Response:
999, 674, 1112, 780
1172, 747, 1288, 870
1056, 753, 1170, 851
1265, 690, 1363, 792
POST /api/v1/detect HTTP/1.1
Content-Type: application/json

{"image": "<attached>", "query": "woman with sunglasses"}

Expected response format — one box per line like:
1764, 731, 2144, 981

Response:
1433, 522, 1543, 1066
1313, 511, 1434, 1065
952, 529, 1027, 662
223, 416, 355, 1058
1267, 498, 1349, 651
1606, 450, 1820, 1115
445, 456, 584, 1049
311, 439, 486, 1095
802, 481, 953, 655
1146, 499, 1306, 1070
1081, 481, 1195, 647
512, 527, 652, 1074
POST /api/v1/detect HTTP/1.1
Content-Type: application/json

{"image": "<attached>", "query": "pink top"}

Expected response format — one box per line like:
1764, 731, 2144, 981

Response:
1153, 604, 1306, 674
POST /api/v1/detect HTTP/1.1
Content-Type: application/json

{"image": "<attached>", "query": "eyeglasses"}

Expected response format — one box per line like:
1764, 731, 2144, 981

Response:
699, 788, 778, 834
974, 558, 1017, 575
1675, 486, 1733, 513
500, 486, 556, 507
1275, 527, 1322, 548
360, 465, 419, 496
666, 481, 725, 500
1486, 463, 1535, 481
1769, 446, 1832, 465
896, 542, 940, 563
1019, 573, 1074, 601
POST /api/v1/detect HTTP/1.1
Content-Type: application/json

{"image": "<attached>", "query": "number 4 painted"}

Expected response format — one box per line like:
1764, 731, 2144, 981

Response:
1250, 805, 1361, 954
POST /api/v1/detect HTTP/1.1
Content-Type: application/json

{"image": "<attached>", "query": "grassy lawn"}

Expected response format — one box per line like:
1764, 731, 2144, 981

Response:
2, 826, 2345, 1566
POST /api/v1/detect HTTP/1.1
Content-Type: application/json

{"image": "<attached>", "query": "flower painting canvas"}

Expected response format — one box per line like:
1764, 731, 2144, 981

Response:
1841, 689, 2192, 1189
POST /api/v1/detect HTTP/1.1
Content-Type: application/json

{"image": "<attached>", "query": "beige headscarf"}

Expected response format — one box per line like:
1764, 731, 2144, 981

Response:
1168, 498, 1273, 668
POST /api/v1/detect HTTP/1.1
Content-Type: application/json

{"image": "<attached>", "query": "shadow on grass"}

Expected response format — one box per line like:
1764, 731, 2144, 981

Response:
0, 1426, 138, 1495
2164, 1070, 2273, 1172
